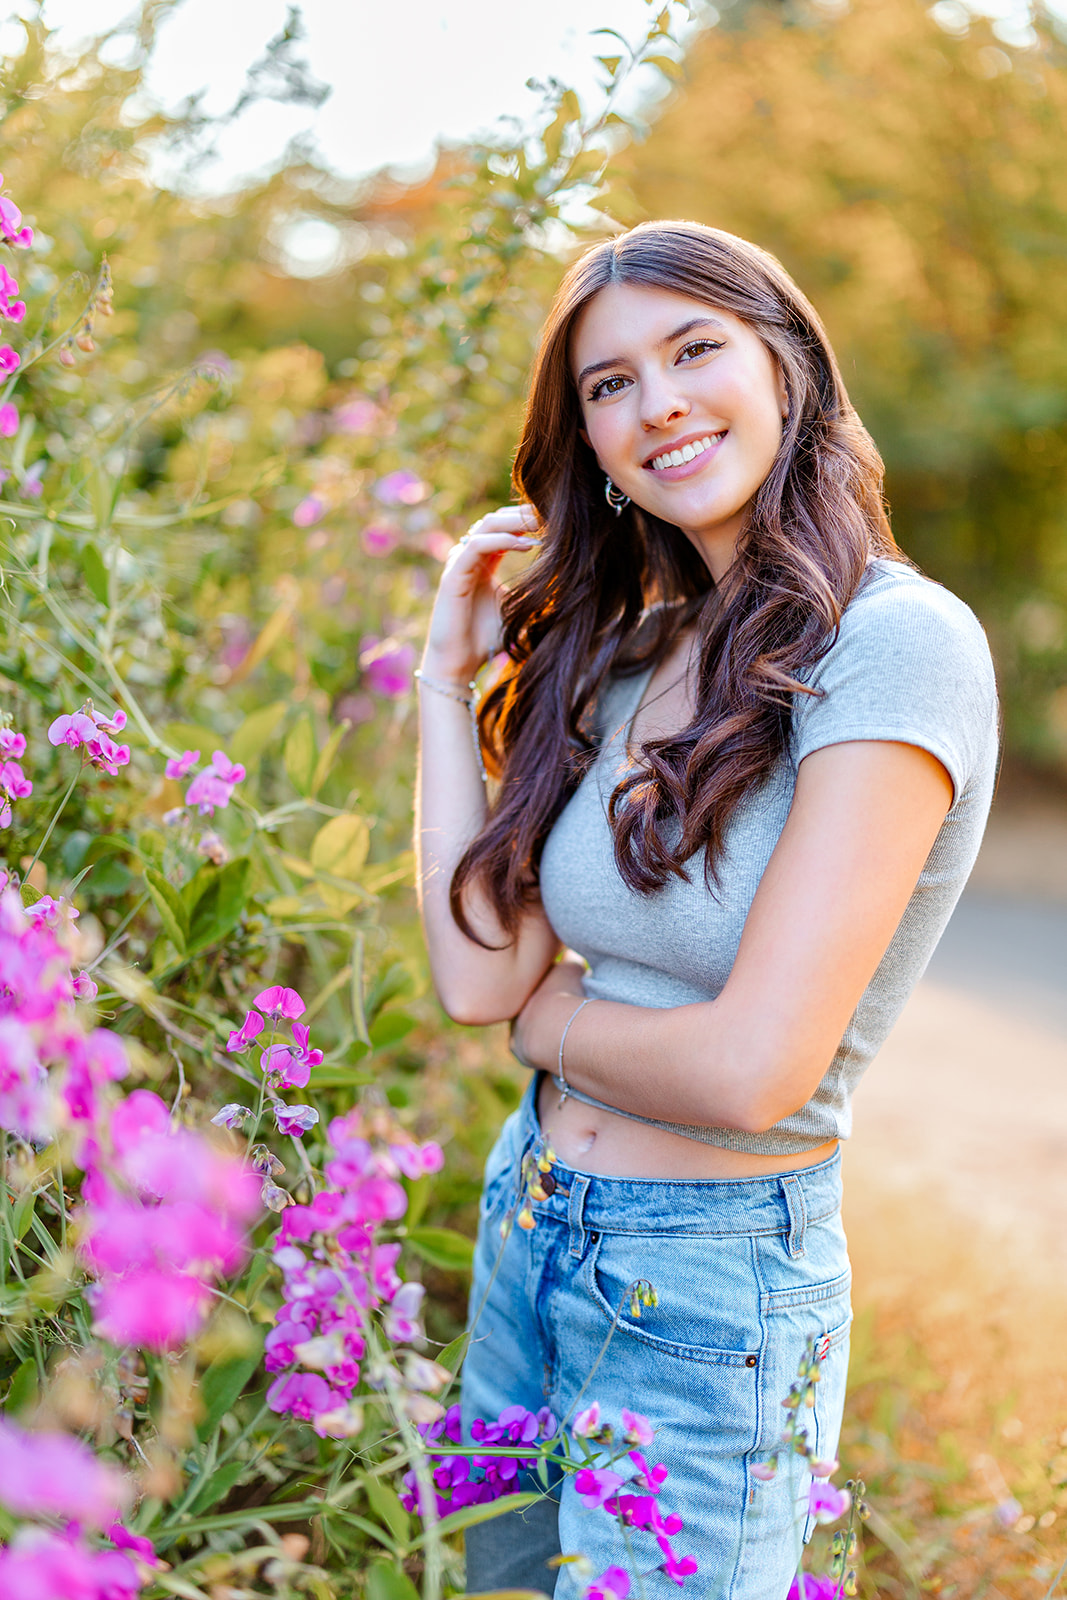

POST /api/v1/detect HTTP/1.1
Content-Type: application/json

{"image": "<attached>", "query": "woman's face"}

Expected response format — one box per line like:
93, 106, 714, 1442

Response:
570, 282, 788, 580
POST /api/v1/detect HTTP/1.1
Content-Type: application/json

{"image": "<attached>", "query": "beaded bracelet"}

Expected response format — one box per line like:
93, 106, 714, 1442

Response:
553, 996, 596, 1110
414, 668, 488, 784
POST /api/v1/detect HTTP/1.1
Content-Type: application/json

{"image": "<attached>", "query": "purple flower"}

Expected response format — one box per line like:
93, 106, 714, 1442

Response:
383, 1280, 425, 1343
656, 1534, 699, 1586
0, 189, 33, 247
274, 1103, 319, 1137
0, 1526, 142, 1598
184, 749, 245, 815
211, 1102, 252, 1129
255, 985, 305, 1021
260, 1042, 310, 1090
226, 1010, 265, 1052
332, 397, 377, 434
359, 635, 416, 699
293, 494, 325, 528
787, 1578, 839, 1600
165, 748, 199, 780
575, 1467, 626, 1509
0, 401, 17, 436
266, 1371, 334, 1422
808, 1480, 851, 1523
290, 1021, 323, 1072
374, 469, 428, 506
0, 728, 26, 759
0, 344, 20, 375
72, 970, 98, 1001
0, 264, 25, 324
573, 1402, 601, 1437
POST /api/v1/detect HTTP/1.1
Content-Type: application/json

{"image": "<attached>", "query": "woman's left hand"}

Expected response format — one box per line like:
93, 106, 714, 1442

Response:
511, 956, 587, 1072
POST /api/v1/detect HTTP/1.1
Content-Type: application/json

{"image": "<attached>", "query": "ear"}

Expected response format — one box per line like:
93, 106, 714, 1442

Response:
775, 366, 790, 422
579, 427, 591, 447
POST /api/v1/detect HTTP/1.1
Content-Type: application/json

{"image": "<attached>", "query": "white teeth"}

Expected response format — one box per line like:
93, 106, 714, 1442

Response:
649, 433, 722, 472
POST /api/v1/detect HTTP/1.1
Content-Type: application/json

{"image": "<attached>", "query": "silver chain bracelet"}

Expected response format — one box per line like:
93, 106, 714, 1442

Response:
553, 996, 596, 1109
414, 668, 488, 784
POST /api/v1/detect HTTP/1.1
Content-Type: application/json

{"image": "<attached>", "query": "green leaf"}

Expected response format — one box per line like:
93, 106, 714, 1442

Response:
405, 1226, 475, 1273
366, 961, 414, 1025
366, 1564, 420, 1600
81, 541, 109, 605
364, 1477, 410, 1545
85, 833, 135, 867
162, 722, 225, 760
369, 1010, 415, 1050
196, 1348, 264, 1442
597, 55, 623, 76
410, 1492, 542, 1548
186, 857, 251, 954
311, 718, 351, 797
184, 1459, 247, 1517
6, 1357, 38, 1414
310, 814, 370, 882
144, 866, 189, 953
228, 700, 288, 769
12, 1191, 36, 1241
643, 52, 684, 82
284, 714, 317, 796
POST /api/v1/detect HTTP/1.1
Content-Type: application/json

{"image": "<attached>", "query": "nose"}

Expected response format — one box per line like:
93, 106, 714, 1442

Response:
639, 370, 691, 433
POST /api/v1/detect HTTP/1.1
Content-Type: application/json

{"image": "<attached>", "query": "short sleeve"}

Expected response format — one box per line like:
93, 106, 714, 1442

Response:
791, 567, 999, 804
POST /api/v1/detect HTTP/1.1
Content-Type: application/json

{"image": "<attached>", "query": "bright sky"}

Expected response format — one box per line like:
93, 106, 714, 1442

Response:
1, 0, 669, 190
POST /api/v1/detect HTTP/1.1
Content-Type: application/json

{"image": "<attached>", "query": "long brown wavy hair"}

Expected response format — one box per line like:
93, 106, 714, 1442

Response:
451, 220, 901, 940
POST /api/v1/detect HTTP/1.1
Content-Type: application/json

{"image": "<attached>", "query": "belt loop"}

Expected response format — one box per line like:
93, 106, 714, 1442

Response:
780, 1174, 808, 1259
568, 1175, 591, 1260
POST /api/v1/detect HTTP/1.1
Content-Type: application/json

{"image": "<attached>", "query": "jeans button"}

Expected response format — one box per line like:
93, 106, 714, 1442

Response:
745, 1355, 758, 1368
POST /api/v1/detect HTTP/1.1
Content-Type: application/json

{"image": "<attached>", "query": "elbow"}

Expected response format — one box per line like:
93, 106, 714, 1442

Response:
432, 977, 514, 1029
716, 1044, 824, 1137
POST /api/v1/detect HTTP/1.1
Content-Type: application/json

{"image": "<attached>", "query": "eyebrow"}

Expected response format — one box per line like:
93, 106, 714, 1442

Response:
575, 317, 728, 390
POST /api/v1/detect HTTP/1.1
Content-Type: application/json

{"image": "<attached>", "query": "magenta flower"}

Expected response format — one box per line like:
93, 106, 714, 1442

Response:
0, 760, 32, 801
106, 1523, 159, 1566
359, 635, 416, 699
0, 1527, 142, 1598
261, 1042, 310, 1090
274, 1103, 319, 1136
787, 1578, 839, 1600
0, 728, 26, 759
266, 1370, 334, 1421
293, 494, 325, 528
573, 1402, 601, 1437
750, 1459, 778, 1482
184, 749, 245, 815
0, 1419, 131, 1527
383, 1280, 425, 1343
48, 711, 98, 748
0, 188, 33, 247
0, 401, 17, 437
211, 750, 244, 784
255, 985, 305, 1021
91, 1268, 212, 1350
290, 1021, 323, 1071
226, 1009, 265, 1052
808, 1480, 851, 1523
374, 469, 428, 506
72, 970, 98, 1001
0, 263, 25, 323
165, 748, 199, 780
656, 1534, 699, 1586
362, 521, 399, 557
575, 1466, 626, 1510
0, 344, 20, 375
332, 397, 377, 434
586, 1569, 630, 1600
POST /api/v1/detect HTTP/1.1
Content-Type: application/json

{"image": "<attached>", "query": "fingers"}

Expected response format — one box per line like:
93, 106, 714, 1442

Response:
457, 504, 540, 548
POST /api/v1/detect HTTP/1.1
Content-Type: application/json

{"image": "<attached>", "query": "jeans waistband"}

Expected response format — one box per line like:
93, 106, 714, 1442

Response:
511, 1075, 843, 1242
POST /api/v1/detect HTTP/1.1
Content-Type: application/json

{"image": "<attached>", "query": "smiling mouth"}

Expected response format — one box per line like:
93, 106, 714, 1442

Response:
645, 431, 726, 472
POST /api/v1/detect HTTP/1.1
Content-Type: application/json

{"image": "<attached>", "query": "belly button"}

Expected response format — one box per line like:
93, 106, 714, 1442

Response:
577, 1130, 597, 1154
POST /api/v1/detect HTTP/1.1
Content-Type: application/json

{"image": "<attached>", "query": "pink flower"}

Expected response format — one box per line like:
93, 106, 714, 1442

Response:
0, 401, 17, 436
0, 190, 33, 247
106, 1523, 159, 1566
575, 1466, 626, 1509
808, 1480, 851, 1524
0, 728, 26, 759
91, 1266, 213, 1349
750, 1459, 778, 1482
274, 1102, 320, 1136
423, 529, 456, 562
374, 469, 428, 506
290, 1021, 323, 1071
586, 1569, 630, 1600
226, 1009, 265, 1052
86, 733, 130, 775
255, 985, 305, 1021
383, 1280, 425, 1343
48, 711, 98, 749
622, 1408, 654, 1447
0, 1419, 131, 1526
211, 1102, 252, 1128
0, 264, 25, 323
0, 1526, 141, 1599
0, 760, 32, 800
656, 1535, 699, 1586
573, 1402, 601, 1437
0, 344, 20, 374
72, 970, 98, 1001
359, 635, 416, 699
362, 522, 399, 557
165, 748, 199, 780
332, 397, 377, 434
261, 1042, 310, 1090
184, 749, 244, 815
787, 1578, 839, 1600
293, 494, 325, 528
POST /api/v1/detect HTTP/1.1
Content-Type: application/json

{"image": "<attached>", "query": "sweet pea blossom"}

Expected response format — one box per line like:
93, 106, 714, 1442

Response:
0, 344, 20, 374
274, 1102, 319, 1136
0, 263, 26, 323
361, 522, 399, 557
0, 181, 34, 247
573, 1402, 602, 1437
359, 635, 416, 699
808, 1480, 851, 1523
587, 1569, 630, 1600
0, 1419, 131, 1527
260, 1041, 309, 1090
184, 749, 245, 815
787, 1578, 839, 1600
164, 748, 198, 780
0, 1526, 144, 1600
0, 401, 18, 436
255, 985, 304, 1021
374, 469, 428, 506
211, 1102, 253, 1129
332, 397, 377, 434
47, 705, 131, 774
622, 1408, 654, 1447
226, 1010, 265, 1051
293, 494, 325, 528
72, 970, 98, 1001
575, 1467, 626, 1510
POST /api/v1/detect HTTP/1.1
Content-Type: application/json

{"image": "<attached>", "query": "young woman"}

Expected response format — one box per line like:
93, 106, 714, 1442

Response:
414, 222, 998, 1599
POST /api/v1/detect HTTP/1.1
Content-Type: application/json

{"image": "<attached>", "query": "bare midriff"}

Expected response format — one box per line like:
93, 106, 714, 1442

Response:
536, 1074, 838, 1180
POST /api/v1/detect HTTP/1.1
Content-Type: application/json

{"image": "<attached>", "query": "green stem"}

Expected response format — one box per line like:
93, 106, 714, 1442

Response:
25, 765, 81, 880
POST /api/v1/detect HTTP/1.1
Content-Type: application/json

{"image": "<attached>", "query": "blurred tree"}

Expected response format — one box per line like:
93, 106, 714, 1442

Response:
618, 0, 1067, 766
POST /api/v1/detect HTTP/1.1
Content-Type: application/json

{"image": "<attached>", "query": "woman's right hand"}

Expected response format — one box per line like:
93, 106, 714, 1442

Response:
421, 504, 541, 683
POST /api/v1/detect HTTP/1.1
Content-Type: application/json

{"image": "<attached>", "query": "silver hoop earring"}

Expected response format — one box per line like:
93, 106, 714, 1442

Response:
604, 474, 630, 515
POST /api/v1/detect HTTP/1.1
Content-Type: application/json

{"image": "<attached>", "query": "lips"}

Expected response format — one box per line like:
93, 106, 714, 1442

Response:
642, 430, 728, 476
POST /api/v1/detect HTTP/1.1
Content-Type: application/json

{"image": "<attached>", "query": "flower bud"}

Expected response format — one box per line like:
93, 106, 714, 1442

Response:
76, 330, 96, 353
59, 343, 76, 367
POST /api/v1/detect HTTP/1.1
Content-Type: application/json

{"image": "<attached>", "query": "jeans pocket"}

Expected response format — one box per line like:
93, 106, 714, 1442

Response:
583, 1229, 763, 1366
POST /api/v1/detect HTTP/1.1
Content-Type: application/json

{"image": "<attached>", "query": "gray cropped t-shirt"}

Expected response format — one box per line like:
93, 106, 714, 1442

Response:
538, 559, 1000, 1155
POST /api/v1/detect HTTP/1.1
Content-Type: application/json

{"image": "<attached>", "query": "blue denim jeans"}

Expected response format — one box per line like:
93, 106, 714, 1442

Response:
462, 1078, 852, 1600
